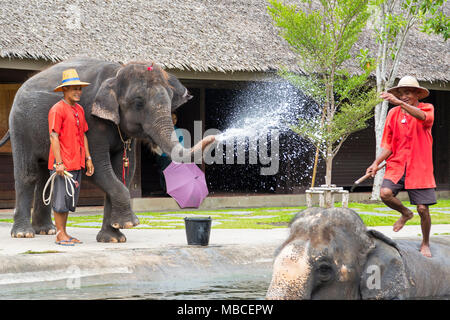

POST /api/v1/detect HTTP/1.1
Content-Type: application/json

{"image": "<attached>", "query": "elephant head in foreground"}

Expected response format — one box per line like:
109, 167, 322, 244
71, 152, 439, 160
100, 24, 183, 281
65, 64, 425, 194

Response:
3, 57, 213, 242
266, 207, 450, 300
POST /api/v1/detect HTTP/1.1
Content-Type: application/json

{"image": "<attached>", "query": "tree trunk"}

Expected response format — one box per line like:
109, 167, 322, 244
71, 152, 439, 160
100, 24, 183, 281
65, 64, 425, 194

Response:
311, 146, 320, 188
324, 150, 333, 208
325, 149, 333, 187
370, 95, 390, 200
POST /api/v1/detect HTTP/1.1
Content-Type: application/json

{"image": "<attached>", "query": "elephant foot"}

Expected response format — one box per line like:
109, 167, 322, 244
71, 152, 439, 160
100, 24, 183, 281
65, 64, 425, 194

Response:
11, 222, 35, 238
32, 222, 57, 235
110, 212, 140, 229
96, 228, 127, 243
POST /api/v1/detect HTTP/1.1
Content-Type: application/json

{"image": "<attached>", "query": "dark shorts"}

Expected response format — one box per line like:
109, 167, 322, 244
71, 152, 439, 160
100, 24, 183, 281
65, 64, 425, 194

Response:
50, 169, 82, 213
381, 174, 436, 206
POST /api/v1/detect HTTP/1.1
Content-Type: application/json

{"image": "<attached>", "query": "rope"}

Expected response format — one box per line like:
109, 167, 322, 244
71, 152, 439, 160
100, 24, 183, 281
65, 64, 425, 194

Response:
43, 170, 77, 208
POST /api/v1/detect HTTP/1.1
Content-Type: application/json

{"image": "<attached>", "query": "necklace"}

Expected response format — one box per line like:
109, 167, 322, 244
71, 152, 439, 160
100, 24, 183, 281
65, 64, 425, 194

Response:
401, 112, 407, 124
64, 99, 80, 127
117, 125, 132, 185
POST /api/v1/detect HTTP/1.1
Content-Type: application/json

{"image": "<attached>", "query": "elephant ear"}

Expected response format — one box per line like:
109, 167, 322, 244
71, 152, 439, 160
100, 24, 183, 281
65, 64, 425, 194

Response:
360, 230, 409, 300
91, 77, 120, 125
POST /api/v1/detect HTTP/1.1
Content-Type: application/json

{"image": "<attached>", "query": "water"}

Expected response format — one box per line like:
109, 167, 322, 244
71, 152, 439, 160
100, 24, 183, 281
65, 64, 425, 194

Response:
3, 275, 448, 300
0, 270, 272, 300
215, 80, 317, 143
207, 80, 320, 192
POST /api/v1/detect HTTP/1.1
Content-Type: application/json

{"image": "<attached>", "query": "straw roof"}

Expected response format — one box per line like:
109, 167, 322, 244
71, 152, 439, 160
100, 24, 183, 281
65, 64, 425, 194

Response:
0, 0, 448, 82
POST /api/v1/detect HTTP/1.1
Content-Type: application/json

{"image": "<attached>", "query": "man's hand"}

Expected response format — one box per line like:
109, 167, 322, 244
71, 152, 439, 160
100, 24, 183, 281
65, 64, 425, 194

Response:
380, 92, 403, 106
86, 159, 94, 176
366, 162, 379, 178
55, 163, 66, 177
191, 135, 216, 154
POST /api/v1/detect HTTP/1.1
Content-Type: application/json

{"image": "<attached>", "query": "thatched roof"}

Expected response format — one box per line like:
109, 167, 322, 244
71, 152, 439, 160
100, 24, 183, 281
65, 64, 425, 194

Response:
0, 0, 448, 82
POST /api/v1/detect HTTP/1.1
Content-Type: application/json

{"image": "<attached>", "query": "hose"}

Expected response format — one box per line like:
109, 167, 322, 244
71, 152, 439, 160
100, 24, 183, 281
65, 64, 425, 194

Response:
43, 170, 77, 208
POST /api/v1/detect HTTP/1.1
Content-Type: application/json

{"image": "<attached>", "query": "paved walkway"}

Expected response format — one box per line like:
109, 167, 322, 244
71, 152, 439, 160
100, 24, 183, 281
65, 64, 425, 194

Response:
0, 206, 449, 299
0, 206, 449, 256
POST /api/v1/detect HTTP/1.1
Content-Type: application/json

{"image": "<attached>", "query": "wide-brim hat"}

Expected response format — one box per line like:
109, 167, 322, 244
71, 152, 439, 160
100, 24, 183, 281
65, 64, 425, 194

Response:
54, 68, 90, 92
387, 76, 429, 100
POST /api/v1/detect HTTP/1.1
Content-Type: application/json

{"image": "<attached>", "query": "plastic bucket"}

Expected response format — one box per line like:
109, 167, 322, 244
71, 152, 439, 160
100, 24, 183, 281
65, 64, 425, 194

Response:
184, 216, 212, 246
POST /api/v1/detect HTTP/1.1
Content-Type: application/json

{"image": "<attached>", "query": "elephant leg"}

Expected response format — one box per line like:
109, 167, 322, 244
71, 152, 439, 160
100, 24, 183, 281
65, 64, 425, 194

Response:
31, 164, 56, 235
96, 194, 127, 243
92, 152, 139, 230
11, 162, 37, 238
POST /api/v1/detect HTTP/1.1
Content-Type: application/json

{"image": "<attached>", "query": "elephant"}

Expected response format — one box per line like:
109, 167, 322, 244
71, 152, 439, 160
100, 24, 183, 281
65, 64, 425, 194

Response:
266, 207, 450, 299
0, 57, 212, 242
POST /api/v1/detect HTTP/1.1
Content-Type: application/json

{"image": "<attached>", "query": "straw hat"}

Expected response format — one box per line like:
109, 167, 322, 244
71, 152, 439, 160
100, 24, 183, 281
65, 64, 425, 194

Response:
54, 69, 90, 92
387, 76, 429, 100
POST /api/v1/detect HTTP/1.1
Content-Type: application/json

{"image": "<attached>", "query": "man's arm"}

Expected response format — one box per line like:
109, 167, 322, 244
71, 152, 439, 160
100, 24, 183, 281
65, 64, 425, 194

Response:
398, 102, 426, 120
84, 134, 94, 176
379, 92, 426, 120
50, 132, 65, 176
366, 148, 392, 177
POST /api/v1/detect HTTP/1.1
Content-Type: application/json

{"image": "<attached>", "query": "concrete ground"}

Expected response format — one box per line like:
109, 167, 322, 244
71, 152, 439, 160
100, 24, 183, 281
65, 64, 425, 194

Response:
0, 205, 449, 299
1, 205, 449, 255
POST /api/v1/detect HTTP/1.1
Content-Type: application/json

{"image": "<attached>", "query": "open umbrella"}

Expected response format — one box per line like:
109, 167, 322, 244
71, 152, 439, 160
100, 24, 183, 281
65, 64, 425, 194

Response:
163, 162, 209, 208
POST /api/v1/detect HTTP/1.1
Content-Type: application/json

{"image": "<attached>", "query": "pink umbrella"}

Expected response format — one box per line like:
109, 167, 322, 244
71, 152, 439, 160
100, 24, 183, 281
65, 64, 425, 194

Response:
163, 162, 209, 208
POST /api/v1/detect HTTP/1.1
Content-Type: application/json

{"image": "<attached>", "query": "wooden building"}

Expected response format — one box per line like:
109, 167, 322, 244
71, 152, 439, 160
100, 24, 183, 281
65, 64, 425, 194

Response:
0, 0, 449, 207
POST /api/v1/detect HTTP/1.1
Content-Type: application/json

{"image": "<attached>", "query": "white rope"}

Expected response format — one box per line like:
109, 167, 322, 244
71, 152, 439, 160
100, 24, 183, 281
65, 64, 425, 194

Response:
43, 170, 77, 208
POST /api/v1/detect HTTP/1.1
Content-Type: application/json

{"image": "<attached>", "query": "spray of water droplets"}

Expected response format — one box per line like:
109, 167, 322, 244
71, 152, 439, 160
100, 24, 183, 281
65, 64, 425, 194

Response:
215, 80, 316, 142
207, 79, 321, 192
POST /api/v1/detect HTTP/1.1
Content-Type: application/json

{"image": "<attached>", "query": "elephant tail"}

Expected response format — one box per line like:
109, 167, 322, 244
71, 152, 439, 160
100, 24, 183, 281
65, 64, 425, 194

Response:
0, 130, 10, 147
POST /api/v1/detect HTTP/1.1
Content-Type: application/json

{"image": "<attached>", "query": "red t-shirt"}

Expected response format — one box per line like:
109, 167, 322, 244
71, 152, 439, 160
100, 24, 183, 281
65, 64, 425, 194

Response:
381, 103, 436, 189
48, 100, 89, 171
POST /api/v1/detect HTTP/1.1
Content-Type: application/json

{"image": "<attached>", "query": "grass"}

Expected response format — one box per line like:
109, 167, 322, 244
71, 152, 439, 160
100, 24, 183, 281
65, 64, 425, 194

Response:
21, 250, 62, 254
0, 199, 449, 230
348, 199, 450, 227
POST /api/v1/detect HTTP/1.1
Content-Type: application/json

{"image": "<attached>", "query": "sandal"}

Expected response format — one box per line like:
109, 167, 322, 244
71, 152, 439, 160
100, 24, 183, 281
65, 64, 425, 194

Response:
55, 240, 75, 246
69, 237, 83, 244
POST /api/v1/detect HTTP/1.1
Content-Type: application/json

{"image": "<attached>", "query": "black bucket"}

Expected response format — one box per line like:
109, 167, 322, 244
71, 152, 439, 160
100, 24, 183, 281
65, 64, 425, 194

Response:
184, 216, 212, 246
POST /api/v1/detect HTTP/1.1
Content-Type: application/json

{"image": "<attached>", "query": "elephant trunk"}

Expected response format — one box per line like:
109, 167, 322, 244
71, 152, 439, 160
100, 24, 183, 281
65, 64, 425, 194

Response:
266, 241, 314, 300
144, 104, 200, 164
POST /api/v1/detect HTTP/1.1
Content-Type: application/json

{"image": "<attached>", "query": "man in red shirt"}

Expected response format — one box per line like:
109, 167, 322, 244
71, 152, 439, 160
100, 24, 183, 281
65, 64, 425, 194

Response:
367, 76, 436, 258
49, 69, 94, 246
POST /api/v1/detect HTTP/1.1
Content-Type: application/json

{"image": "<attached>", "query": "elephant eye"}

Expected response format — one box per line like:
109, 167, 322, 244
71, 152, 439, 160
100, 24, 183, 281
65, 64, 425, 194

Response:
133, 97, 145, 109
316, 263, 334, 282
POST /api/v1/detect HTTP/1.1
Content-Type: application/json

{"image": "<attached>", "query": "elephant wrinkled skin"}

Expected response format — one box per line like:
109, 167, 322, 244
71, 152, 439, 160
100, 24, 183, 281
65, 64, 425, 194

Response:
1, 57, 197, 242
266, 207, 450, 299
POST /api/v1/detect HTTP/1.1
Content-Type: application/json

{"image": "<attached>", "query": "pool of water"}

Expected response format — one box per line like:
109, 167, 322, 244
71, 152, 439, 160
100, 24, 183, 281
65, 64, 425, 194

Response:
0, 270, 272, 300
2, 274, 448, 300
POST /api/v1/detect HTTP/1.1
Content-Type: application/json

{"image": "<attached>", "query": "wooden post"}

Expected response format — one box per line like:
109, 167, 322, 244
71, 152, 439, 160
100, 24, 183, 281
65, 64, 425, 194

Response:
306, 190, 312, 207
319, 192, 325, 208
341, 191, 349, 208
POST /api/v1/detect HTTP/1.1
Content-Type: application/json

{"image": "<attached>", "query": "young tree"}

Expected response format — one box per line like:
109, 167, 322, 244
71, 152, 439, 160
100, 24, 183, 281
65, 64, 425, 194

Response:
268, 0, 380, 191
370, 0, 449, 200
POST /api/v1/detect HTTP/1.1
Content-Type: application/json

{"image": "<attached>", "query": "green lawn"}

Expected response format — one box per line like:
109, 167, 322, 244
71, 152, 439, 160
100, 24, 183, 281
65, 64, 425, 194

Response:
1, 199, 449, 229
349, 199, 450, 227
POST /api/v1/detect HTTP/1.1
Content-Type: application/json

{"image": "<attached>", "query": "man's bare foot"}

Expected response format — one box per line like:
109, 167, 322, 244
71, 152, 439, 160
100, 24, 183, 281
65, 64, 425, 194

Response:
393, 210, 414, 232
56, 230, 76, 244
420, 243, 432, 258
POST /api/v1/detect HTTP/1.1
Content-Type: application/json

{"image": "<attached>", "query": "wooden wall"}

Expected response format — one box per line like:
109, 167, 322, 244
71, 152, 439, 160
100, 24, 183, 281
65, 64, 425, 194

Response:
0, 84, 20, 207
0, 77, 448, 209
0, 84, 20, 153
431, 90, 449, 189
